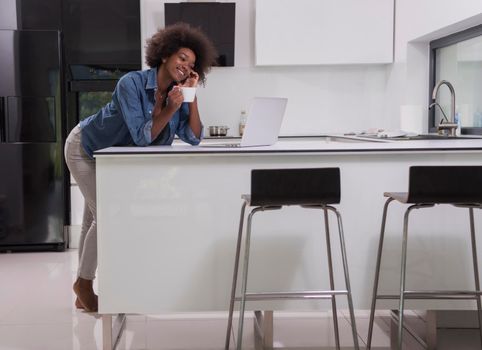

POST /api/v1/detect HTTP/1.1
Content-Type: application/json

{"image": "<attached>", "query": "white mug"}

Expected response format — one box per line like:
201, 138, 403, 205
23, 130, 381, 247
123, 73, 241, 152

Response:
180, 87, 196, 102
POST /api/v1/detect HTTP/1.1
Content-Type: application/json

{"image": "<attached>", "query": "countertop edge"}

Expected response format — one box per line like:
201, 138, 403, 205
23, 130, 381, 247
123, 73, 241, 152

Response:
94, 146, 482, 158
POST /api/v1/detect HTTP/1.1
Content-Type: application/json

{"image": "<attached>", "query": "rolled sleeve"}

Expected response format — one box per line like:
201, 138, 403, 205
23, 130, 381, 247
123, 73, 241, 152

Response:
143, 120, 153, 144
113, 74, 151, 146
182, 123, 204, 145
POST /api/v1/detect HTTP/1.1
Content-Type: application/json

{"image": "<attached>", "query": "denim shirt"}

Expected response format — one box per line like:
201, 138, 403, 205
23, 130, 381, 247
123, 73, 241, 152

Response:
79, 67, 203, 159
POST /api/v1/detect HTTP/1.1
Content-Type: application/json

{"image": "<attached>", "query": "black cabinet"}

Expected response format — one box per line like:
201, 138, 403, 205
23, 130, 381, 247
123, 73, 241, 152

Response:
17, 0, 62, 30
62, 0, 141, 69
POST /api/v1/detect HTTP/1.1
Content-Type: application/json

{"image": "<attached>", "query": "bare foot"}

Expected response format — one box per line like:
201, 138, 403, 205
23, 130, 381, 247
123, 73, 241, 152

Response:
73, 277, 98, 312
75, 297, 84, 309
75, 296, 98, 310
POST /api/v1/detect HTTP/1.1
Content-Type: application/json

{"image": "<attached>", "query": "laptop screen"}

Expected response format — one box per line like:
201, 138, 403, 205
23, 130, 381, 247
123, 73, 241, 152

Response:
240, 97, 288, 147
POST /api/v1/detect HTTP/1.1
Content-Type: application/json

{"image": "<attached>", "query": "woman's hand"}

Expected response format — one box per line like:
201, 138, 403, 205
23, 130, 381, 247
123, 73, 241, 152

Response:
166, 86, 184, 112
181, 71, 199, 87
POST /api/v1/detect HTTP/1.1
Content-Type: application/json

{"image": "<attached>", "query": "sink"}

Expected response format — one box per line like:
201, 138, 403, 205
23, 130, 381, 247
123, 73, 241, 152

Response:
357, 134, 482, 141
280, 135, 384, 143
318, 136, 383, 143
403, 134, 482, 140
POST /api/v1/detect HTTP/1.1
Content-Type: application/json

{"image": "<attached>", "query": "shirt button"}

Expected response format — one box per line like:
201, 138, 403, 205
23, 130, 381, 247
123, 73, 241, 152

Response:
149, 110, 152, 114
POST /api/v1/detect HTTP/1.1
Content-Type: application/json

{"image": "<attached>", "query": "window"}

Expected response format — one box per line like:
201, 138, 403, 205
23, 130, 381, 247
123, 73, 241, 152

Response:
429, 25, 482, 134
78, 91, 112, 121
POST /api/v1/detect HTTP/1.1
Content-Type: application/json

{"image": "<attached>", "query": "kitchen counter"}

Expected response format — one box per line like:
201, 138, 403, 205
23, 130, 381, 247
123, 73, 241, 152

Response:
95, 137, 482, 321
96, 135, 482, 156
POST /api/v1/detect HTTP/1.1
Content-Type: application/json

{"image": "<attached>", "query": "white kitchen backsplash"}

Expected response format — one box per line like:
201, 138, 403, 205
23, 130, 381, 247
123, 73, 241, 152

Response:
196, 65, 392, 136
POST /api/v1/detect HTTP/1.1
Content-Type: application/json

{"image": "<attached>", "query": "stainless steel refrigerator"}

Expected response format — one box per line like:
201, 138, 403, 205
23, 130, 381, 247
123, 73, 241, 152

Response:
0, 29, 66, 251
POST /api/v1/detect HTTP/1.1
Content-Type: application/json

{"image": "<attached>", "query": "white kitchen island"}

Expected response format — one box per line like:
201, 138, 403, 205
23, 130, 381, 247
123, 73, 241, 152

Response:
95, 136, 482, 348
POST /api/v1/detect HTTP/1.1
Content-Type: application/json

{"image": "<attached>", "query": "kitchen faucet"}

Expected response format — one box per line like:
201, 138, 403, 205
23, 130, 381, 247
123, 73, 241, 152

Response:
429, 80, 458, 136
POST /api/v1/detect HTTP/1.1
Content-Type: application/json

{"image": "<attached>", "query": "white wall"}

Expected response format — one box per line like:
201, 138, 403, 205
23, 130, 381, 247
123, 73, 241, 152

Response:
140, 0, 482, 136
396, 0, 482, 61
0, 0, 18, 30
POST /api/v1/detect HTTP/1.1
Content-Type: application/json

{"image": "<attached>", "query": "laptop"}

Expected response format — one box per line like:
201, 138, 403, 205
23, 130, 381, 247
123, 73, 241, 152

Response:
202, 97, 288, 148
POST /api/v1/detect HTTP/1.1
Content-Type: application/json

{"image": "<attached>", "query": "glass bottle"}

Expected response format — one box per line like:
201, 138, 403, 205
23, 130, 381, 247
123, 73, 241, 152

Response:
239, 110, 247, 136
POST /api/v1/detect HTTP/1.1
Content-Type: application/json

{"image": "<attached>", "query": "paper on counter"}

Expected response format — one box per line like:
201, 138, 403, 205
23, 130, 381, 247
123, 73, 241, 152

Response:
400, 105, 425, 134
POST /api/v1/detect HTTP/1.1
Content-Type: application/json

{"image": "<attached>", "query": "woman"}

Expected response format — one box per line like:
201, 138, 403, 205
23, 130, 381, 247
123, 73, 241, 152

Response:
64, 23, 217, 312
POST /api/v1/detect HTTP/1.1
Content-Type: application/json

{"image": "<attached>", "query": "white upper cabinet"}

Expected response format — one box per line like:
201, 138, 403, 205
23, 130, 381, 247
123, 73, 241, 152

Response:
255, 0, 394, 65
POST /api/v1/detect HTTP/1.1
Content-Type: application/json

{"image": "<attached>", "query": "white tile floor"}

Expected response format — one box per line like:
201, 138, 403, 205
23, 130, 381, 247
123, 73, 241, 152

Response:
0, 249, 477, 349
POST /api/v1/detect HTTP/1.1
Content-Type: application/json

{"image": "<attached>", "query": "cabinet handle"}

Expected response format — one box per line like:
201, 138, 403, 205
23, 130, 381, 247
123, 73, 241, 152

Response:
0, 97, 5, 142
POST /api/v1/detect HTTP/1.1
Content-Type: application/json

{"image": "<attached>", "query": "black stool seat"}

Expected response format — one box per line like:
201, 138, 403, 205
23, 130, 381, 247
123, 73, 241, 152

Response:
225, 167, 359, 350
249, 168, 341, 206
385, 166, 482, 204
367, 165, 482, 350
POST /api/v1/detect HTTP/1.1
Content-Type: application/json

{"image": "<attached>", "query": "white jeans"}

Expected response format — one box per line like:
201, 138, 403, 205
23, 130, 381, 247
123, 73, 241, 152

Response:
64, 125, 97, 280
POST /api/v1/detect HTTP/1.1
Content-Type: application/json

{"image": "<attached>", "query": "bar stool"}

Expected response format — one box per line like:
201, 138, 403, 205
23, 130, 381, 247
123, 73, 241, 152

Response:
367, 166, 482, 350
224, 168, 359, 350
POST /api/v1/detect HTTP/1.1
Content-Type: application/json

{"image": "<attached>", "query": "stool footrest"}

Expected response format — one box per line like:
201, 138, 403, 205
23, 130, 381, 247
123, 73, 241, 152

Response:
235, 290, 349, 301
377, 290, 482, 300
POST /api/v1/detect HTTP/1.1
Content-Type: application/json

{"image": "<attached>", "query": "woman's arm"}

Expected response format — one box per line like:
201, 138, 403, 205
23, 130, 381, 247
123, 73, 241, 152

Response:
150, 87, 183, 140
115, 74, 154, 146
187, 97, 202, 138
151, 70, 203, 141
182, 71, 202, 138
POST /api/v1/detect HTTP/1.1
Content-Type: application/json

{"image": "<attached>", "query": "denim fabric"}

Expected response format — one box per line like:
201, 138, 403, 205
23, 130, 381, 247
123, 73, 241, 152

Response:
79, 67, 203, 159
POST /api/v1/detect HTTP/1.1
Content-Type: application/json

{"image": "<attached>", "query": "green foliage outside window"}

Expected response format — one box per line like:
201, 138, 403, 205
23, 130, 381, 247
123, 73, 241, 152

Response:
79, 91, 113, 121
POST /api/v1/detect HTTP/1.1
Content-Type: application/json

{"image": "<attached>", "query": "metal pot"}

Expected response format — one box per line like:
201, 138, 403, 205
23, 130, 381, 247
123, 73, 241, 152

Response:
208, 125, 229, 137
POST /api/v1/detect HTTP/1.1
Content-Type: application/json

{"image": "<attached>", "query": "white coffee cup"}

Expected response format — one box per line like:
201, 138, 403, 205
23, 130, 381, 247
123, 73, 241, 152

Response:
180, 87, 196, 102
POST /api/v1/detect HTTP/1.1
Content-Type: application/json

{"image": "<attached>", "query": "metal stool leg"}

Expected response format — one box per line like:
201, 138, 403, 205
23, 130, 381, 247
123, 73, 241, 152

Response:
330, 206, 360, 350
237, 208, 263, 350
225, 201, 247, 350
323, 206, 340, 350
468, 207, 482, 347
398, 205, 418, 350
367, 198, 393, 349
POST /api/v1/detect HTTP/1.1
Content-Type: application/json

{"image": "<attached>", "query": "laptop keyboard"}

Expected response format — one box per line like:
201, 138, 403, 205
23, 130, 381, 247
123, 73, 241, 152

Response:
201, 143, 241, 148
